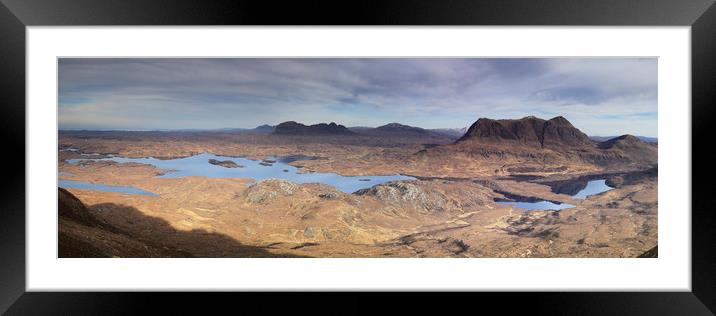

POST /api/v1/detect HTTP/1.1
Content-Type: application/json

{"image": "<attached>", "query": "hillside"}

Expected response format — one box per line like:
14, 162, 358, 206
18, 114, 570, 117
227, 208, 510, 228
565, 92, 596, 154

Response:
58, 188, 188, 257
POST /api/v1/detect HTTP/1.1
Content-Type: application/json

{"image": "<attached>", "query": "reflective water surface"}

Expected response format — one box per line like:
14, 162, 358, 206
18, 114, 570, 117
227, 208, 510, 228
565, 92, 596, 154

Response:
572, 179, 613, 199
61, 153, 414, 194
58, 179, 158, 196
496, 179, 613, 211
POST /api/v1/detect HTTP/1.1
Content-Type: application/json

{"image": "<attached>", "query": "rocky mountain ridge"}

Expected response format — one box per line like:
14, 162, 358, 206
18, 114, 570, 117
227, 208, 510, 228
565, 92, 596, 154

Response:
456, 116, 593, 148
274, 121, 356, 135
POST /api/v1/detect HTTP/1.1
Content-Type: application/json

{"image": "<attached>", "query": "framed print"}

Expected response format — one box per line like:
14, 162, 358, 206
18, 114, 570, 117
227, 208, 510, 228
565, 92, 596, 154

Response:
1, 0, 715, 314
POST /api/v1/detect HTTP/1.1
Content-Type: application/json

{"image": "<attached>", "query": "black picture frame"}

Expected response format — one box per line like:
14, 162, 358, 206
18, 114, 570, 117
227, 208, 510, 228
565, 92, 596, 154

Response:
1, 0, 714, 314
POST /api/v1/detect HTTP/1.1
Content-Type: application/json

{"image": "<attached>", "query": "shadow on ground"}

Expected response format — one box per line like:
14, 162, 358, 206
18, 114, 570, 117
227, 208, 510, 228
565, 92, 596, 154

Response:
58, 188, 309, 258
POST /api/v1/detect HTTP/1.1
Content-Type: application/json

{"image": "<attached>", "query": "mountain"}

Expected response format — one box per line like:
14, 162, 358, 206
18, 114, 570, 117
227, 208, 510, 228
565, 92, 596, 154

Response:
456, 116, 592, 148
273, 121, 356, 135
597, 134, 647, 149
353, 123, 435, 137
375, 123, 429, 134
421, 116, 657, 171
590, 135, 657, 143
596, 135, 658, 164
348, 123, 457, 142
251, 124, 275, 133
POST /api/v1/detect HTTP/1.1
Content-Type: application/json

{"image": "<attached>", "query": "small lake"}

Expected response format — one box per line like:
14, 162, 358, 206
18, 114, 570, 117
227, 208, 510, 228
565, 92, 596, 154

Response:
62, 152, 414, 194
58, 179, 158, 197
496, 179, 613, 211
571, 179, 613, 199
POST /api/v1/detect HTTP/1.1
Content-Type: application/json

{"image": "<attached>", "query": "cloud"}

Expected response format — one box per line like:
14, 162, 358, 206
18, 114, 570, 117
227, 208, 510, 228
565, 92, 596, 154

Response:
58, 58, 657, 136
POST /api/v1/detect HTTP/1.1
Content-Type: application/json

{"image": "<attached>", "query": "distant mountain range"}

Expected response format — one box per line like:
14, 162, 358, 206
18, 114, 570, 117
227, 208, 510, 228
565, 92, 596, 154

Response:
273, 121, 356, 135
60, 119, 655, 147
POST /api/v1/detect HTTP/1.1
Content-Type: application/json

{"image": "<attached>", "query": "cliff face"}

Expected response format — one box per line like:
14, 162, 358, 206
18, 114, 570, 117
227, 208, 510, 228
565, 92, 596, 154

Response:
457, 116, 592, 148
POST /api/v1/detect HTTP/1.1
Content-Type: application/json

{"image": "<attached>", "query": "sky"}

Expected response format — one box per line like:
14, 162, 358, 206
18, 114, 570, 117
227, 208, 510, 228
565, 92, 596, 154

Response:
58, 58, 657, 137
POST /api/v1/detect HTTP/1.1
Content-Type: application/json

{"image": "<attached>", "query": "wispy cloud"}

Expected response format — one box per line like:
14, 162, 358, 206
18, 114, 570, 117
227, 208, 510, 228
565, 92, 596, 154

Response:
58, 58, 657, 136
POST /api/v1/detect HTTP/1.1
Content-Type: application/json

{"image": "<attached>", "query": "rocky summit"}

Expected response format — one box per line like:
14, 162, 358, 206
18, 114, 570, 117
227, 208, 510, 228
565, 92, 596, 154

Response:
457, 116, 592, 148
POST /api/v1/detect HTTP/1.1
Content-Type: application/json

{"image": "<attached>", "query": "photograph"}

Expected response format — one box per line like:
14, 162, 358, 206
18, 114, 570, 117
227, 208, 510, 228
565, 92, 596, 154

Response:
57, 57, 658, 258
3, 0, 713, 312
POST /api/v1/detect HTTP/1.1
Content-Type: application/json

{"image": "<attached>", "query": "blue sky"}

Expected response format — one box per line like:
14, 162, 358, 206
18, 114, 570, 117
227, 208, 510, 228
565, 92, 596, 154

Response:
58, 58, 657, 136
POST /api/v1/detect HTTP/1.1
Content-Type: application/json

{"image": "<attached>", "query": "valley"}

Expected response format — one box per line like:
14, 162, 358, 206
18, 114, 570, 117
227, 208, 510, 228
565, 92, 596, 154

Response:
58, 116, 658, 258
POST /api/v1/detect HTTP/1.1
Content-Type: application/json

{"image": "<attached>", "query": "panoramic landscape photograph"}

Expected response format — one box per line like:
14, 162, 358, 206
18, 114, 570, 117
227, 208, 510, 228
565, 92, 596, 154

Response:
57, 58, 658, 258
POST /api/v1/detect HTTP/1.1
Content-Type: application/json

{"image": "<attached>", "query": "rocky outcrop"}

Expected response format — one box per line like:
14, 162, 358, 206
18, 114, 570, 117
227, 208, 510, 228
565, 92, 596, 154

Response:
354, 180, 469, 214
274, 121, 356, 135
244, 179, 299, 204
502, 210, 562, 239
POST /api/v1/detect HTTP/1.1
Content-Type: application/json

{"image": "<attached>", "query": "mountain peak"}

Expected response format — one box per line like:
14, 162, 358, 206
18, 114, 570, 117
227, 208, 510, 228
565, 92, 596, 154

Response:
547, 116, 572, 126
249, 124, 275, 133
380, 122, 409, 128
457, 115, 591, 147
597, 134, 646, 149
363, 122, 431, 137
376, 122, 425, 131
615, 134, 640, 141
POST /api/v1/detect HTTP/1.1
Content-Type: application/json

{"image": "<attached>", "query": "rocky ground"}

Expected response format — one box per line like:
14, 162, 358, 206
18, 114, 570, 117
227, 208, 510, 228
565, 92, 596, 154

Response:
58, 132, 658, 258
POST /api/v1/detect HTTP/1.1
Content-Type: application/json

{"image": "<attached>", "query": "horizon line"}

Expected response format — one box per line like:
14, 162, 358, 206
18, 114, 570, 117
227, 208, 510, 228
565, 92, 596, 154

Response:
57, 127, 658, 139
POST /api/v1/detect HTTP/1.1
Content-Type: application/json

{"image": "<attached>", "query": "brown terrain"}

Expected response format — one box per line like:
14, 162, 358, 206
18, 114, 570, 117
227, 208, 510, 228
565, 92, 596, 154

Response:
58, 116, 658, 258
